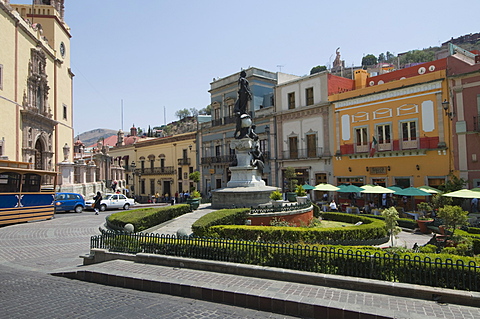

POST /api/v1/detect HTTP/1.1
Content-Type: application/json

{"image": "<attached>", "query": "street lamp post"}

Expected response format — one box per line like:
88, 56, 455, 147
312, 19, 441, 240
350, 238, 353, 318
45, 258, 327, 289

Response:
130, 161, 136, 197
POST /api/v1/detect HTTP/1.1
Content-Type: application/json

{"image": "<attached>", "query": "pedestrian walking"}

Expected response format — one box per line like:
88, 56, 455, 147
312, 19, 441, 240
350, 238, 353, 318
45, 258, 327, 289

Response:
93, 191, 102, 215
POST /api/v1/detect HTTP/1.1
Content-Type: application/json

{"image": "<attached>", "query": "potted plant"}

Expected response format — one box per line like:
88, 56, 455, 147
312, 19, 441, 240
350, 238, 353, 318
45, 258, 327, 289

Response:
295, 185, 308, 204
284, 167, 298, 202
417, 202, 433, 218
270, 189, 284, 208
416, 216, 434, 234
187, 190, 201, 210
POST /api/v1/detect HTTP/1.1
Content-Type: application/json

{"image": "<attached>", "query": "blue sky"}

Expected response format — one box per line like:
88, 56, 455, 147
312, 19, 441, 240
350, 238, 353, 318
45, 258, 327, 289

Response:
17, 1, 480, 135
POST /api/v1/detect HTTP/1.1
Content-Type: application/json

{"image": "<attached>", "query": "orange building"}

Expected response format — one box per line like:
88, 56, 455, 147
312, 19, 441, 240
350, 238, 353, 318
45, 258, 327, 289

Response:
329, 59, 452, 190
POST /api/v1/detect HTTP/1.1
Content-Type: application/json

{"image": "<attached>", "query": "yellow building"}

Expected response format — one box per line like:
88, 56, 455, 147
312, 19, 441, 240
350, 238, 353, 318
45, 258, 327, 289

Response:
109, 132, 197, 202
0, 0, 73, 168
329, 60, 452, 189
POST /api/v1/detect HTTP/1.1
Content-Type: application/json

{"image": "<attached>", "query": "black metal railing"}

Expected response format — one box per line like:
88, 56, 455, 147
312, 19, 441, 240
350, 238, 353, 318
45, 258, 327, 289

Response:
133, 167, 175, 175
177, 158, 191, 166
223, 116, 236, 125
90, 232, 480, 292
281, 147, 324, 160
250, 202, 312, 214
211, 118, 223, 126
201, 154, 236, 165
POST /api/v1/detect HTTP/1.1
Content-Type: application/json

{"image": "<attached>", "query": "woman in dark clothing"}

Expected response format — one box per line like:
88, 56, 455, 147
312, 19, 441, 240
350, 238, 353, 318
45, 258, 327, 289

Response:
93, 191, 102, 215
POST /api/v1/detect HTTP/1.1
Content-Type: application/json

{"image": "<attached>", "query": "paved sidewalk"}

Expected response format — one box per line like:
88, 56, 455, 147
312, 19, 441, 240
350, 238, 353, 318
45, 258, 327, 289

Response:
142, 203, 215, 235
59, 204, 480, 318
142, 203, 435, 249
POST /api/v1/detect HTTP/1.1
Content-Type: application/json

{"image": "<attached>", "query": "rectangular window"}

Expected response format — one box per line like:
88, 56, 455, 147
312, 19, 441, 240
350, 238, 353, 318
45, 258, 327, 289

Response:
178, 167, 182, 180
150, 159, 154, 169
376, 124, 391, 151
288, 92, 295, 109
160, 158, 165, 168
150, 179, 155, 196
355, 127, 369, 153
62, 104, 67, 120
306, 134, 316, 157
289, 136, 298, 159
306, 87, 314, 106
182, 149, 188, 160
215, 145, 221, 157
259, 139, 267, 153
401, 121, 417, 149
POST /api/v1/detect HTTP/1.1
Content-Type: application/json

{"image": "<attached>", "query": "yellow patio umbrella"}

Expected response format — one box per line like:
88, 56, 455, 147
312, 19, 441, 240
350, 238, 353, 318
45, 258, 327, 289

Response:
442, 189, 480, 199
417, 185, 441, 194
360, 185, 395, 194
314, 183, 339, 191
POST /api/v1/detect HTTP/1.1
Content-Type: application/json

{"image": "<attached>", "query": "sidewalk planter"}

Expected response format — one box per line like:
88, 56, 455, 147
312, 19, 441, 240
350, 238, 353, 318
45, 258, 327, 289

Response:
417, 219, 434, 234
272, 200, 284, 208
296, 196, 308, 204
186, 198, 201, 210
286, 192, 297, 202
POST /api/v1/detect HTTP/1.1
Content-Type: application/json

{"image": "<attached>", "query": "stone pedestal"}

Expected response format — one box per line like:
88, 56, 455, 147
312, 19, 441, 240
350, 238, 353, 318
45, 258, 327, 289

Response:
57, 162, 74, 186
212, 137, 275, 209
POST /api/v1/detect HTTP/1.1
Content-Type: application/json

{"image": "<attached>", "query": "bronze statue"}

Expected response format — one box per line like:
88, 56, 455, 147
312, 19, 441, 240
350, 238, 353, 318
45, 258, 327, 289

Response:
233, 71, 252, 139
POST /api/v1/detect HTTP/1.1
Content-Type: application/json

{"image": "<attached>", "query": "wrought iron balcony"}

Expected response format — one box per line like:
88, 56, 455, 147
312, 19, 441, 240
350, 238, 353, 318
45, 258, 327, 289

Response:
201, 154, 236, 165
133, 167, 175, 175
177, 158, 191, 166
281, 147, 324, 160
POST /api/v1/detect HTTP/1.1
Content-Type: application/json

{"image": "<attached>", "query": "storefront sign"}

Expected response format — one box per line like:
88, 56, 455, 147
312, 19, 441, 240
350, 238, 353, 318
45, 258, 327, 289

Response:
369, 166, 387, 175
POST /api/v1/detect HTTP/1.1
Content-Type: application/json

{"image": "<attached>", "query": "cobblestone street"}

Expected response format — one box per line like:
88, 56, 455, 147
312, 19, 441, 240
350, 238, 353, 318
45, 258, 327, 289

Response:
0, 210, 295, 318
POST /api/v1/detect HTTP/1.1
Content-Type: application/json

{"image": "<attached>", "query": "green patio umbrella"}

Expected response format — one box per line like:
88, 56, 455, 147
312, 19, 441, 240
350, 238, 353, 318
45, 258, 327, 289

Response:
337, 184, 364, 193
394, 187, 431, 197
301, 183, 316, 190
442, 189, 480, 199
387, 186, 403, 193
417, 185, 440, 194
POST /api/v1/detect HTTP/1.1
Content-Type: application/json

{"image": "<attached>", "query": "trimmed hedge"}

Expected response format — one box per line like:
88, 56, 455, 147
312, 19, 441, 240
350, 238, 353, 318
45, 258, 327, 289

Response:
94, 232, 480, 291
191, 208, 250, 237
107, 204, 191, 232
362, 214, 418, 229
202, 212, 387, 244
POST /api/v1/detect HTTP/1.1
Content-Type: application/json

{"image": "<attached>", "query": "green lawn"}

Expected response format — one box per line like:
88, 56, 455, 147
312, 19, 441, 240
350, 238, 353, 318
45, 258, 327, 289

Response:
318, 220, 353, 228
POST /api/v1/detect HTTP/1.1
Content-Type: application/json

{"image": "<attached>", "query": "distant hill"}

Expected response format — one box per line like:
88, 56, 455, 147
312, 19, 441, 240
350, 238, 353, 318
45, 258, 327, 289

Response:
77, 129, 117, 147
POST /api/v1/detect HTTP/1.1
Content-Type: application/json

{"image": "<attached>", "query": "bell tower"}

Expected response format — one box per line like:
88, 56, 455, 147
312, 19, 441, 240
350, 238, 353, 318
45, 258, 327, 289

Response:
33, 0, 65, 20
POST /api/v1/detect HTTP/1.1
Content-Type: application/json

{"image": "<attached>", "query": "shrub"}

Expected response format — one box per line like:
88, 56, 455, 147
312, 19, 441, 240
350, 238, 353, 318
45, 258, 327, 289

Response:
210, 212, 387, 244
107, 204, 191, 232
191, 190, 201, 199
191, 208, 250, 237
270, 190, 283, 200
295, 185, 307, 197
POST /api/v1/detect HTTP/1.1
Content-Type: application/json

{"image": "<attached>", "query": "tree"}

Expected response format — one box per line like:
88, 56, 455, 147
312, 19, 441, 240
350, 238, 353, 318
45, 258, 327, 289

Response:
284, 167, 298, 192
199, 104, 212, 115
175, 108, 191, 120
437, 205, 469, 238
378, 53, 386, 63
310, 65, 327, 75
438, 174, 467, 206
190, 108, 199, 117
381, 207, 402, 245
361, 54, 377, 68
189, 171, 200, 192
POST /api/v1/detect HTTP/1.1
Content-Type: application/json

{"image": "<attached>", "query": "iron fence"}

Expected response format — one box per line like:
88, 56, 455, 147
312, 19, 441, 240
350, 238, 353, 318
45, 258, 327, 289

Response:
90, 232, 480, 292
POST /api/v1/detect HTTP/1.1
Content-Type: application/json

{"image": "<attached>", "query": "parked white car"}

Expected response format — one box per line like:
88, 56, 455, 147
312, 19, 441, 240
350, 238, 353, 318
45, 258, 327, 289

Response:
85, 193, 135, 211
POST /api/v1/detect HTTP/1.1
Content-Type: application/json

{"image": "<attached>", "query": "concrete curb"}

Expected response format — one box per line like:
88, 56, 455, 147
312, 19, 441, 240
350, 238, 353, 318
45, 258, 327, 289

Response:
78, 248, 480, 309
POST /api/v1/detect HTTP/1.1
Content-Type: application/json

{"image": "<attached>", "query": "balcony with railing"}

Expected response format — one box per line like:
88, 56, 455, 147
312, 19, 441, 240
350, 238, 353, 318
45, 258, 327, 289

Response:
133, 167, 175, 175
177, 158, 191, 166
201, 154, 236, 165
281, 148, 323, 160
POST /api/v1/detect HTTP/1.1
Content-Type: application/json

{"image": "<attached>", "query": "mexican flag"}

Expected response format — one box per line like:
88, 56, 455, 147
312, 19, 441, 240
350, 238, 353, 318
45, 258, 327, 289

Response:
369, 136, 378, 157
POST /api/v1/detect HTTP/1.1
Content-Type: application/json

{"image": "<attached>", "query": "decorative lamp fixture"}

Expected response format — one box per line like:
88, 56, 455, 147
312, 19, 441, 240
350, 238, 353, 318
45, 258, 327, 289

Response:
366, 167, 369, 172
189, 144, 192, 152
387, 166, 391, 171
442, 99, 453, 119
348, 167, 352, 172
416, 165, 420, 170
